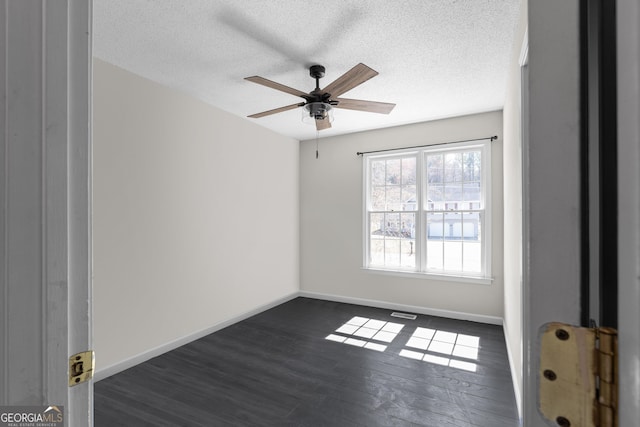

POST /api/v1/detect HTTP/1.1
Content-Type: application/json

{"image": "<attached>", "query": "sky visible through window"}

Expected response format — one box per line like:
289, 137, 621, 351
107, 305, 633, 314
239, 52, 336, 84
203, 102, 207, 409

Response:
325, 316, 480, 372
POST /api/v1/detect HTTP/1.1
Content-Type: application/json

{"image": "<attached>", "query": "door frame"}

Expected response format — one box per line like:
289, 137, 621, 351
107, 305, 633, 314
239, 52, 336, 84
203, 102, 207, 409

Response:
616, 0, 640, 424
67, 0, 94, 423
0, 0, 92, 424
523, 0, 583, 425
523, 0, 640, 425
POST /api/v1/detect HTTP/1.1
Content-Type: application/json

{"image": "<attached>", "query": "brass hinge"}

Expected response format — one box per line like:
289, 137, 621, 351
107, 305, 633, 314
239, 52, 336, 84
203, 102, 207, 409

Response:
538, 322, 618, 427
69, 350, 95, 386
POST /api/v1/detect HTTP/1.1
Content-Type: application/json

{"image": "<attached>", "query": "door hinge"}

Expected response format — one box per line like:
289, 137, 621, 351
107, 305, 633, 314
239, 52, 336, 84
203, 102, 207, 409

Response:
538, 322, 617, 427
68, 350, 95, 386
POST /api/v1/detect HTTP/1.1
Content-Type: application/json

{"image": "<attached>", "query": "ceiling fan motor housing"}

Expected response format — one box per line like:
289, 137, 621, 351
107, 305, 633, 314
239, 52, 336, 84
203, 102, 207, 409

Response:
305, 102, 331, 120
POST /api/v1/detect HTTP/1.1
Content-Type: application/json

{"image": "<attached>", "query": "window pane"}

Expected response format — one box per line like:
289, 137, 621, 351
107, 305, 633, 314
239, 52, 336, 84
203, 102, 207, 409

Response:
448, 213, 462, 240
426, 154, 443, 183
402, 185, 416, 211
386, 159, 401, 184
400, 238, 416, 268
371, 160, 385, 186
370, 156, 417, 212
368, 212, 416, 269
395, 212, 416, 268
400, 213, 416, 240
370, 238, 385, 266
371, 186, 385, 210
462, 212, 482, 273
369, 213, 385, 266
463, 242, 482, 273
385, 239, 400, 265
444, 241, 463, 271
402, 157, 416, 185
427, 212, 445, 238
384, 213, 401, 267
426, 213, 444, 269
370, 213, 385, 235
385, 213, 400, 236
444, 152, 463, 182
427, 184, 444, 210
463, 151, 481, 181
462, 212, 480, 239
444, 184, 462, 203
462, 181, 481, 205
386, 186, 402, 211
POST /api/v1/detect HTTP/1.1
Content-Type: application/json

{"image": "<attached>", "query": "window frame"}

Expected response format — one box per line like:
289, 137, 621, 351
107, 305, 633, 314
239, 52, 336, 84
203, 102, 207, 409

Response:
363, 140, 492, 283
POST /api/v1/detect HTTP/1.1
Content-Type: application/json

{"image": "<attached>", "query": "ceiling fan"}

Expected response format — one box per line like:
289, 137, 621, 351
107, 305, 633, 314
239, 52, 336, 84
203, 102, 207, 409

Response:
245, 63, 395, 131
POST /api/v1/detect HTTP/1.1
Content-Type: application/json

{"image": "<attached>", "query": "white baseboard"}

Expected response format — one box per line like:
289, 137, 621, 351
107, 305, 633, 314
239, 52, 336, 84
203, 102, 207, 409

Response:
298, 290, 503, 325
503, 319, 524, 423
93, 291, 299, 382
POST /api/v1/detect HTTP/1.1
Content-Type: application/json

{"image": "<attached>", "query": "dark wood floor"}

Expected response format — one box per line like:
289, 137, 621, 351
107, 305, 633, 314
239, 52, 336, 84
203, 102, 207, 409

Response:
94, 297, 520, 426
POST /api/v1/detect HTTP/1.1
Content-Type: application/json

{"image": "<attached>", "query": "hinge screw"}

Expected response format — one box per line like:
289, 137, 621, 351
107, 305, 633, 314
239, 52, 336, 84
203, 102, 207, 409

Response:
555, 329, 570, 340
543, 369, 557, 381
556, 416, 571, 426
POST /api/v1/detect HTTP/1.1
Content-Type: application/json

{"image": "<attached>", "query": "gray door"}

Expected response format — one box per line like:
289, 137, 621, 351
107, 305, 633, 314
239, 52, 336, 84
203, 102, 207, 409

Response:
524, 0, 640, 425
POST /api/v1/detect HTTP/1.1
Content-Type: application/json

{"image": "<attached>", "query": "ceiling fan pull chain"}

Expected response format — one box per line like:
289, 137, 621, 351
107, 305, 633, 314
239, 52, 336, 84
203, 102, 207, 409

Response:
316, 130, 319, 159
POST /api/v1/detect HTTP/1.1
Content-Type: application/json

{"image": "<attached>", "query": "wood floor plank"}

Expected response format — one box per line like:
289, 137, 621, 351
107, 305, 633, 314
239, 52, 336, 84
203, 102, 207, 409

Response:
95, 297, 519, 426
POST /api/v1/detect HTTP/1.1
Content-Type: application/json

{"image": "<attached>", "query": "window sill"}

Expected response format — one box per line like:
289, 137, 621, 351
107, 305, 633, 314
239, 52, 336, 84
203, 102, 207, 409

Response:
361, 267, 494, 285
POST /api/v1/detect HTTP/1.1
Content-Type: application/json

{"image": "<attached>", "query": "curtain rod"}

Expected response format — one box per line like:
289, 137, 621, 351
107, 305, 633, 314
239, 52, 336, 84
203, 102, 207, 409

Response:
356, 135, 498, 156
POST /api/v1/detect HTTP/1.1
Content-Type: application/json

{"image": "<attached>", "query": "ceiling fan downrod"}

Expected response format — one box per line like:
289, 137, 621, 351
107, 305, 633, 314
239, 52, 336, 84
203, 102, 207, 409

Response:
309, 65, 325, 91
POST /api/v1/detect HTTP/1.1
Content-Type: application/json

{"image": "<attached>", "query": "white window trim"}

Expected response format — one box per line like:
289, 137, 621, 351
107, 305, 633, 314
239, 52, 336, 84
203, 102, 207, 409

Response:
363, 140, 492, 282
361, 267, 493, 285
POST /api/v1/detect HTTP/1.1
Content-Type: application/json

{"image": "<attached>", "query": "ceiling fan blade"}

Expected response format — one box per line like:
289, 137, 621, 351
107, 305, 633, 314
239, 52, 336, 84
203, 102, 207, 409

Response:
322, 63, 378, 98
335, 98, 396, 114
245, 76, 308, 98
315, 117, 331, 131
248, 102, 305, 118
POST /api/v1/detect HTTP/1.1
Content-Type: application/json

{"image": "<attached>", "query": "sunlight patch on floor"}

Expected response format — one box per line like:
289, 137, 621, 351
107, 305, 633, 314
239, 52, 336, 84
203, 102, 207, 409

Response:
325, 316, 405, 352
400, 327, 480, 372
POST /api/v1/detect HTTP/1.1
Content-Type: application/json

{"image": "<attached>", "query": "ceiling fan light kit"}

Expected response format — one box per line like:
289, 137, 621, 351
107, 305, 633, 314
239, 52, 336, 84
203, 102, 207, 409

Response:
302, 102, 333, 122
245, 63, 395, 131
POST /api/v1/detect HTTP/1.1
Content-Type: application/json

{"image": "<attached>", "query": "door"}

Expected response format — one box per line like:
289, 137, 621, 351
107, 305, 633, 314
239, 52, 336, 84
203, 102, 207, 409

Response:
524, 0, 639, 425
0, 0, 92, 425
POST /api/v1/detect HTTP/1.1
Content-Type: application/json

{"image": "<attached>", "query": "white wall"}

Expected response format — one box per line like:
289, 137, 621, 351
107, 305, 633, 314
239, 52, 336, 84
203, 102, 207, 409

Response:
93, 59, 299, 374
502, 0, 527, 416
300, 111, 504, 320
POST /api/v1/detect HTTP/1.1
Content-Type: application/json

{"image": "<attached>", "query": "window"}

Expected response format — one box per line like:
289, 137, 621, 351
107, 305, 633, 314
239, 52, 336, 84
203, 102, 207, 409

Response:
364, 140, 491, 280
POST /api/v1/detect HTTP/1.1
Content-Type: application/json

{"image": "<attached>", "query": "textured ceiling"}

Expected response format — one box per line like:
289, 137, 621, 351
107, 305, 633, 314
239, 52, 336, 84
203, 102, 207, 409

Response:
93, 0, 521, 141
